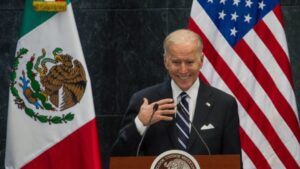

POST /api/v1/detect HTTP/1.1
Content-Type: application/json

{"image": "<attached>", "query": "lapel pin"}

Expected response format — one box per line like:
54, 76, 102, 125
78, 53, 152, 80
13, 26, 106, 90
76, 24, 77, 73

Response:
205, 102, 211, 107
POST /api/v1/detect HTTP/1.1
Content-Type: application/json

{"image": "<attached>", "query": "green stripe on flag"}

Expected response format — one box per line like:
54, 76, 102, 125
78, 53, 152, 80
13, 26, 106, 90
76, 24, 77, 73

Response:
20, 0, 70, 37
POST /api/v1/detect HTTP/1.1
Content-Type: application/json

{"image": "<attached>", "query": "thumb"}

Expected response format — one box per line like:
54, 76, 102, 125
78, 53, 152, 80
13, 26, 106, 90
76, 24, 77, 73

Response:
142, 98, 149, 106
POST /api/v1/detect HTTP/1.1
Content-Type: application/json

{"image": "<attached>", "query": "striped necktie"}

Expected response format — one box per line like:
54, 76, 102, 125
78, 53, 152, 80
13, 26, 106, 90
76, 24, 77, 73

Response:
176, 92, 190, 150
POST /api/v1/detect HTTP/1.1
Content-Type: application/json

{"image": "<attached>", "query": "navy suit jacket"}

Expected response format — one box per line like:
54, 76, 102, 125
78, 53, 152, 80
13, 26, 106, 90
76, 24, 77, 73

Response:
111, 80, 241, 156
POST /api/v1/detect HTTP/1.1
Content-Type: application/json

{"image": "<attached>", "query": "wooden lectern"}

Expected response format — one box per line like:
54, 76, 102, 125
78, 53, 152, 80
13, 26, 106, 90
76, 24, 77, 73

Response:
110, 155, 240, 169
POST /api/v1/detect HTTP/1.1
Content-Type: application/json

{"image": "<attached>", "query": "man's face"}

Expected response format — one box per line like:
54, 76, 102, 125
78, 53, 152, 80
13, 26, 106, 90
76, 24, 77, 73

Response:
164, 42, 203, 91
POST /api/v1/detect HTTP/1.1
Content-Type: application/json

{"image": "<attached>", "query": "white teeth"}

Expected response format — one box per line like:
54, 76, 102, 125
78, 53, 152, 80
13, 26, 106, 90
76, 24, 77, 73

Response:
178, 75, 189, 80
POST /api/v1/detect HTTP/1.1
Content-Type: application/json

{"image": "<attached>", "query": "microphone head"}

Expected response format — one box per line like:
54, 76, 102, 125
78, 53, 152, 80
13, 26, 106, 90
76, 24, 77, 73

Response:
153, 103, 159, 111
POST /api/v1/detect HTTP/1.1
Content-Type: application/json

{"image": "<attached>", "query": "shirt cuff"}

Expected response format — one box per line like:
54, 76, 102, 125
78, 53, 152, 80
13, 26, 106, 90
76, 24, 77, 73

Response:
135, 116, 147, 135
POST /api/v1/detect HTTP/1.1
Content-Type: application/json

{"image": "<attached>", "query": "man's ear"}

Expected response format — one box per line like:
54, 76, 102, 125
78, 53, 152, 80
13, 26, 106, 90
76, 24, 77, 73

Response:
199, 53, 204, 68
164, 55, 169, 69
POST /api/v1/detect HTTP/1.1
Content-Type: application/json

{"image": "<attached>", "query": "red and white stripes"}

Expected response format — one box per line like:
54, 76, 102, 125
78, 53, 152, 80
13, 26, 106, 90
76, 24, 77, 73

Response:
189, 0, 300, 168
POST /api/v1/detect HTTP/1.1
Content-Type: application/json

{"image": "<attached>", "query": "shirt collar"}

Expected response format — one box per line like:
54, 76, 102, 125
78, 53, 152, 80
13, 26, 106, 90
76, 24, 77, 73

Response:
171, 79, 200, 100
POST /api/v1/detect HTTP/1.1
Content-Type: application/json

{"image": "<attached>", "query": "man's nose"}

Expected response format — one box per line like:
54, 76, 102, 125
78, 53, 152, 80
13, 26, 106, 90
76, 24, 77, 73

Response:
179, 63, 188, 73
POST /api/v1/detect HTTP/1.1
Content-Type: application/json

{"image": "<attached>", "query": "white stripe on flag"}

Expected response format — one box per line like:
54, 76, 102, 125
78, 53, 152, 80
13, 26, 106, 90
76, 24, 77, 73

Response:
242, 150, 256, 169
263, 12, 289, 57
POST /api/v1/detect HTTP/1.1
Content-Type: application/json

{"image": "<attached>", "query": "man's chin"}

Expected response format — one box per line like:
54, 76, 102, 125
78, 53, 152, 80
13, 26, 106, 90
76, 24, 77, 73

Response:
176, 82, 192, 91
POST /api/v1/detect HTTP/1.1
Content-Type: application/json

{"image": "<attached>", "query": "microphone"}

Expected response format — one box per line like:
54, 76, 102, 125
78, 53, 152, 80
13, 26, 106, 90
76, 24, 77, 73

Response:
136, 103, 159, 156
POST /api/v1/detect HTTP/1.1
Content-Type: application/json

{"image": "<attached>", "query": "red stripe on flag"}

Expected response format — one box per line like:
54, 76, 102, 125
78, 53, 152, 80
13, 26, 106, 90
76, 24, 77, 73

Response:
198, 72, 209, 85
273, 5, 284, 26
188, 18, 300, 168
254, 19, 294, 88
240, 128, 271, 169
234, 40, 300, 144
21, 119, 102, 169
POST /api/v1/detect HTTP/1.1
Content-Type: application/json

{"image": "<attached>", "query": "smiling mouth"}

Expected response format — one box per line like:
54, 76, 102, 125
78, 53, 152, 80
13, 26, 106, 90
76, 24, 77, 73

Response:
177, 74, 190, 80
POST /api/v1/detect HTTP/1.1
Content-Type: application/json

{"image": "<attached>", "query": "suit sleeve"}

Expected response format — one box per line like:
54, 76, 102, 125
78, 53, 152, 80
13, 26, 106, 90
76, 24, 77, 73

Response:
110, 93, 143, 156
221, 97, 241, 154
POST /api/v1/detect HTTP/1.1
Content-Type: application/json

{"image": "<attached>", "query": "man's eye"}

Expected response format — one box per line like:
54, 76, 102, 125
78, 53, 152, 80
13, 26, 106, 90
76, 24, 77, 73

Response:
172, 61, 180, 64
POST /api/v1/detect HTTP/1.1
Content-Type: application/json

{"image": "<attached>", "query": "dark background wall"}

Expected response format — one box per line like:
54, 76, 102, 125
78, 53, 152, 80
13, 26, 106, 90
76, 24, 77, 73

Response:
0, 0, 299, 169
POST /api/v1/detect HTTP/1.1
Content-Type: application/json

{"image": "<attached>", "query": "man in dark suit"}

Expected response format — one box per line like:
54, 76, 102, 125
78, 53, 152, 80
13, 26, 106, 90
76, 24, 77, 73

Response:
111, 29, 241, 156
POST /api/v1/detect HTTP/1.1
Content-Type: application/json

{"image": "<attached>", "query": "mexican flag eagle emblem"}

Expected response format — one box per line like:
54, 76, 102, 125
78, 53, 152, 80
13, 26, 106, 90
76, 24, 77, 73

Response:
11, 47, 87, 124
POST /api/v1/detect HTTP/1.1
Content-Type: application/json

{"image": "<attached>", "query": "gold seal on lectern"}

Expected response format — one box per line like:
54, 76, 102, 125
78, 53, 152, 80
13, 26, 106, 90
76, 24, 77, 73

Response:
150, 150, 200, 169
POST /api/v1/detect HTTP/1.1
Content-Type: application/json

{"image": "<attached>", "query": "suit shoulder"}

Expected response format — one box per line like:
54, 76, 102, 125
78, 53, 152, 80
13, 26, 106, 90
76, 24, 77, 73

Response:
131, 82, 167, 100
204, 84, 235, 101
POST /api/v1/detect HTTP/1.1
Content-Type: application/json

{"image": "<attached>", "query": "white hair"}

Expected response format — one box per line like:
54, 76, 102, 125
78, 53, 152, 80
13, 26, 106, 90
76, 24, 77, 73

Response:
163, 29, 203, 58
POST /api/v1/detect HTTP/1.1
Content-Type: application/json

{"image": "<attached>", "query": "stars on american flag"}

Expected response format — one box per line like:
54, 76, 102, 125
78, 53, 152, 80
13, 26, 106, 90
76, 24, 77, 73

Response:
205, 0, 267, 42
218, 10, 226, 20
245, 0, 253, 8
219, 0, 226, 5
233, 0, 240, 6
230, 27, 238, 36
258, 1, 266, 10
231, 12, 239, 21
244, 14, 252, 23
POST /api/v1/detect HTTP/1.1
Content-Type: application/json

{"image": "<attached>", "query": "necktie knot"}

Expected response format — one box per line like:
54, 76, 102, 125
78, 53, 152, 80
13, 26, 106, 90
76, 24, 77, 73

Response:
179, 92, 188, 100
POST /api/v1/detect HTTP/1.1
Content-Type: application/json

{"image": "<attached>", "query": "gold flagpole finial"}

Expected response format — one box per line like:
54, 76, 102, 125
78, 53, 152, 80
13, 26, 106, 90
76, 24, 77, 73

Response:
32, 0, 67, 12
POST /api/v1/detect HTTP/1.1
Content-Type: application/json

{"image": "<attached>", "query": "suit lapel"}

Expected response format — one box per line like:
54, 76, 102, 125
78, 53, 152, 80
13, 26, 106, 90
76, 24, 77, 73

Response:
188, 81, 214, 152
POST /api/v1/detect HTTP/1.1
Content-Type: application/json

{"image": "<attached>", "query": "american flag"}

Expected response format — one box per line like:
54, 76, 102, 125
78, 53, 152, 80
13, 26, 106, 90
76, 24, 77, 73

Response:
188, 0, 300, 168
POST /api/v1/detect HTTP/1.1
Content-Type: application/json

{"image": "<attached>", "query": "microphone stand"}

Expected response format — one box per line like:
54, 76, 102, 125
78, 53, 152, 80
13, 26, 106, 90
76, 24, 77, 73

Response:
190, 121, 211, 155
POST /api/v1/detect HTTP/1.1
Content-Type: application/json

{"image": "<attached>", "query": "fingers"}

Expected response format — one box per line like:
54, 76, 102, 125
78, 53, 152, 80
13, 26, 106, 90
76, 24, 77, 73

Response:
157, 109, 176, 115
151, 98, 176, 120
158, 102, 176, 111
155, 98, 174, 105
154, 99, 176, 113
157, 114, 174, 121
152, 98, 175, 109
154, 109, 175, 122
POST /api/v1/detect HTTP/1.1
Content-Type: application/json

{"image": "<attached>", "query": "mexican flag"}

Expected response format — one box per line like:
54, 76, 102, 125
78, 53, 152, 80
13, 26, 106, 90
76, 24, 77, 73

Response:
5, 0, 102, 168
